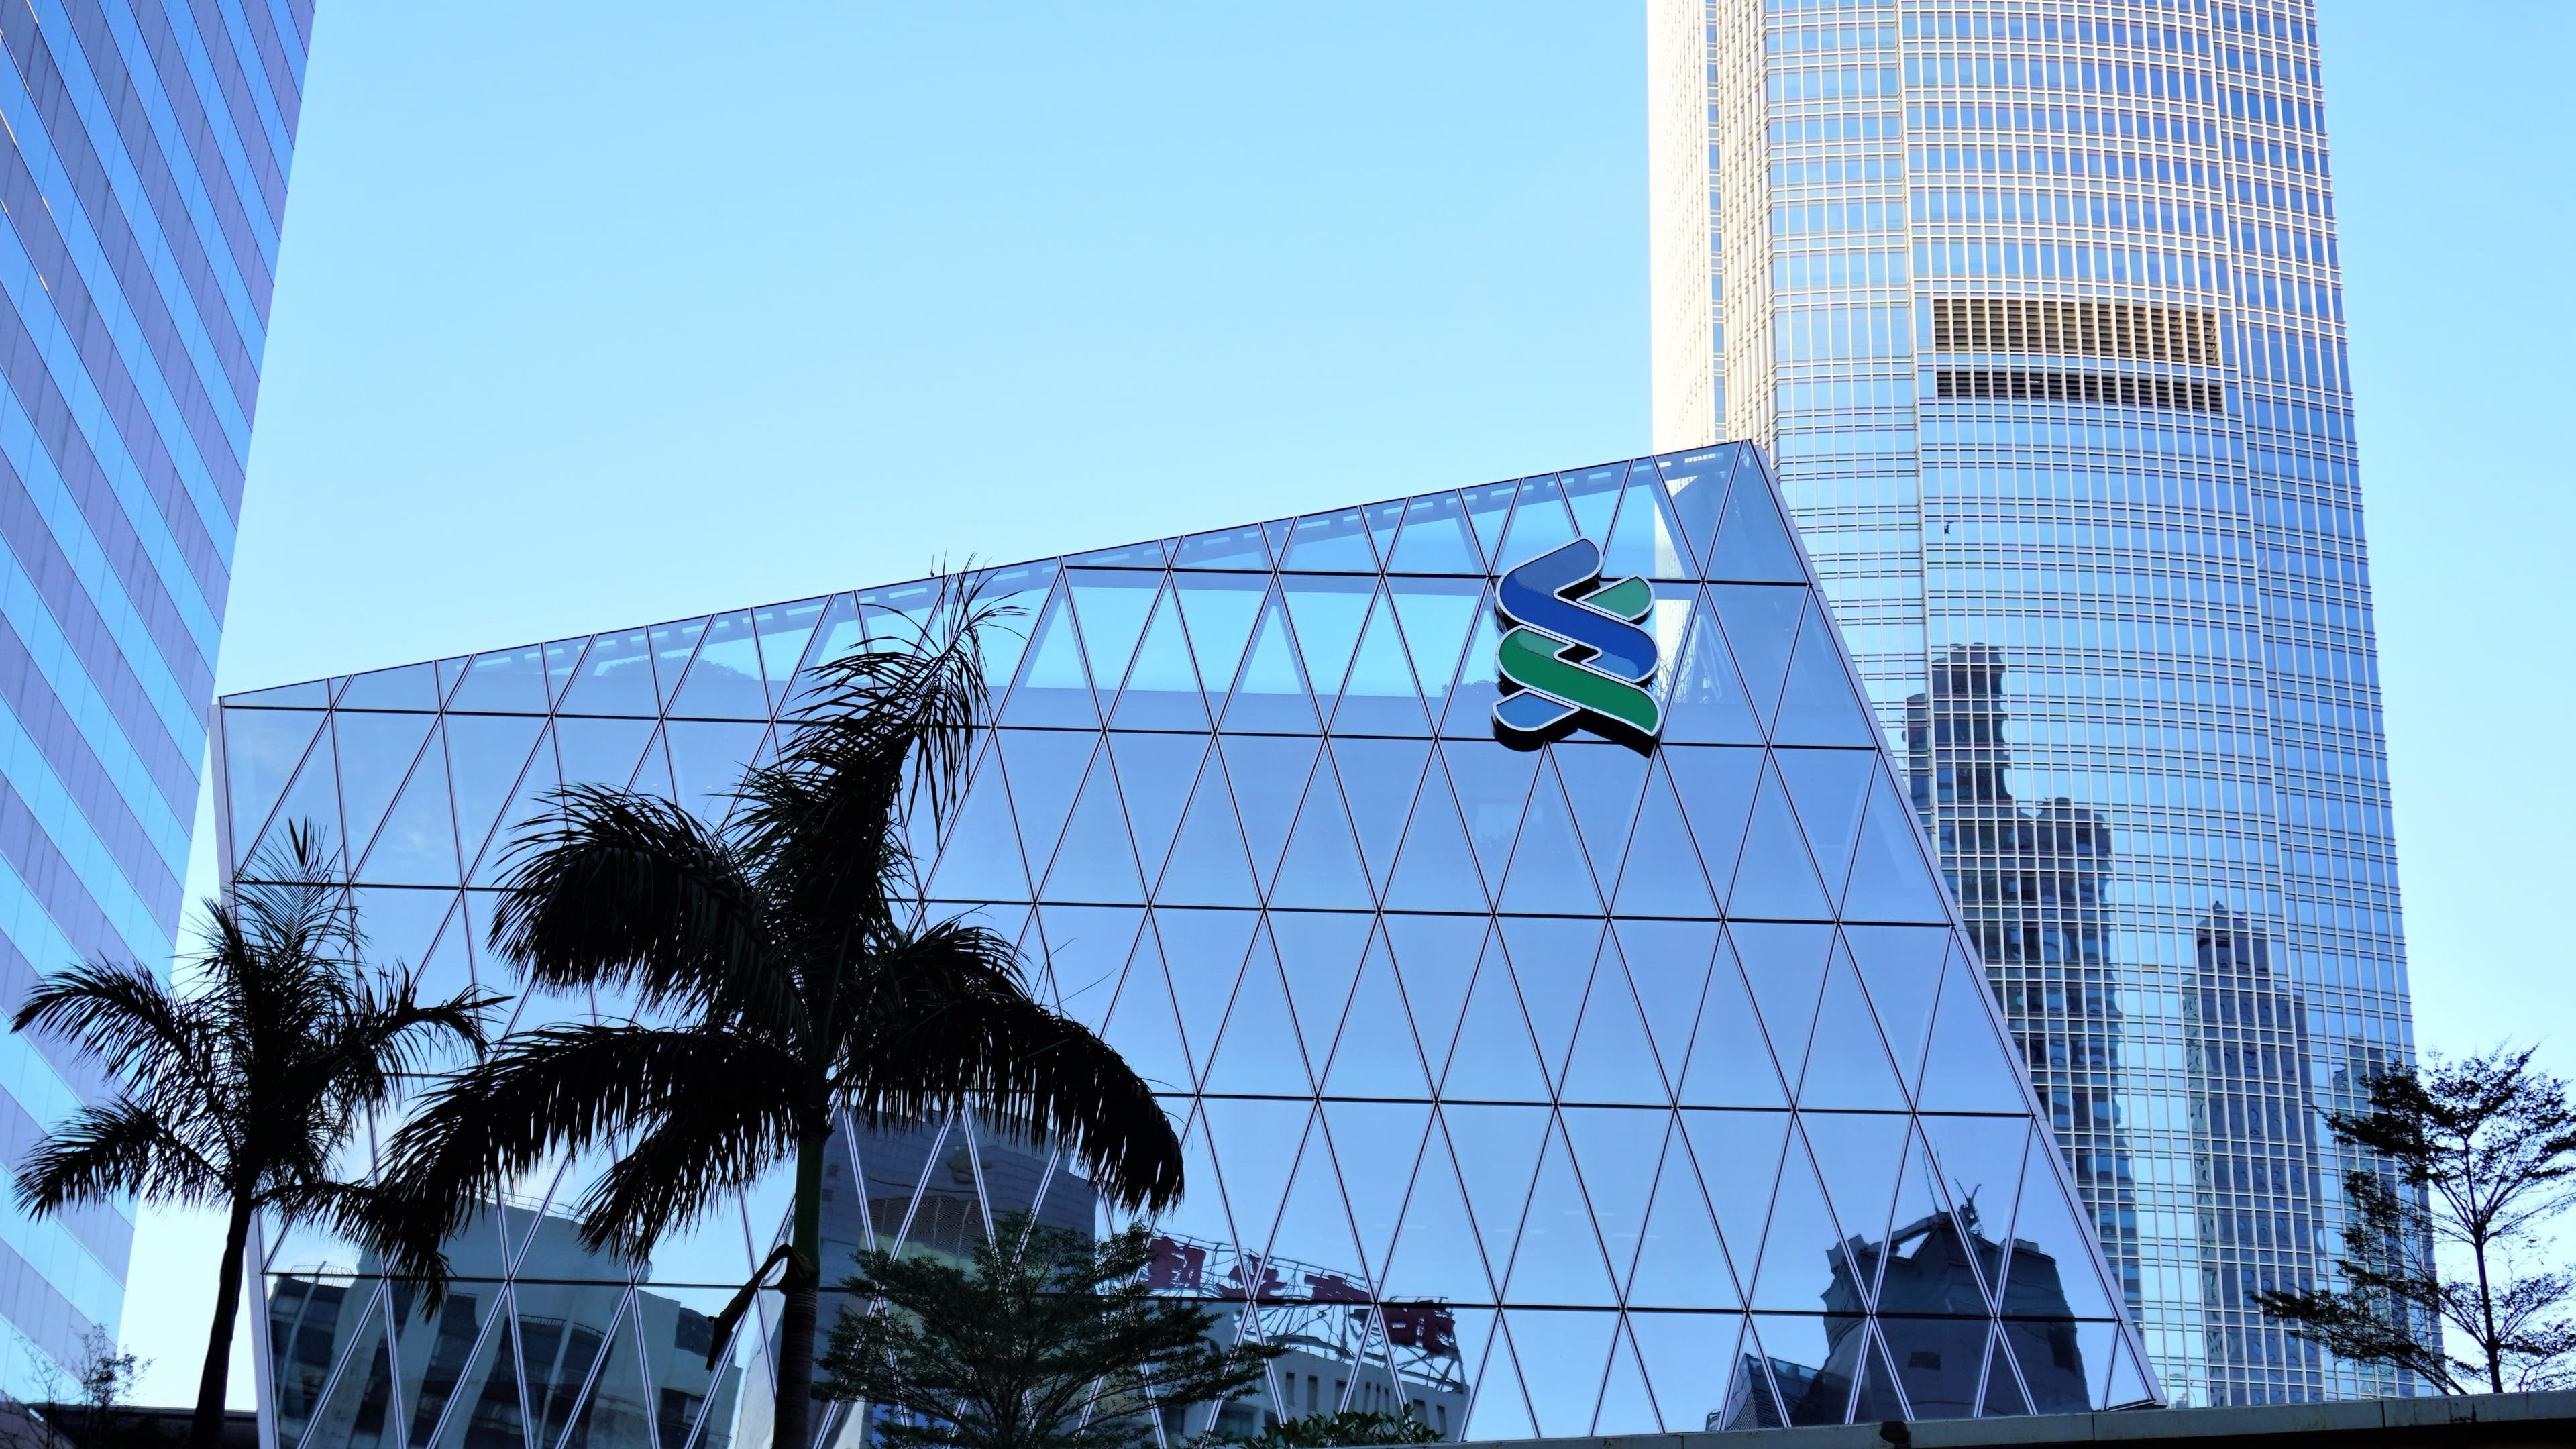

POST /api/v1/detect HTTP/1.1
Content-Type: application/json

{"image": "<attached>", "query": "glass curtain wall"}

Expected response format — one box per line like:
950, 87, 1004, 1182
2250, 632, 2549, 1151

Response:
0, 0, 309, 1391
1649, 0, 2410, 1408
217, 447, 2155, 1449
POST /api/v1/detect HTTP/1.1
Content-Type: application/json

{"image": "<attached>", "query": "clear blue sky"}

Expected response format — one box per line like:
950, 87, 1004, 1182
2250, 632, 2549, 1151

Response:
131, 0, 2576, 1405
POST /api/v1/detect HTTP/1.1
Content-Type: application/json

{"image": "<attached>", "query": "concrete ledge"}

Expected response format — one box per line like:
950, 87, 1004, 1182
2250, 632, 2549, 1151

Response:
1443, 1391, 2576, 1449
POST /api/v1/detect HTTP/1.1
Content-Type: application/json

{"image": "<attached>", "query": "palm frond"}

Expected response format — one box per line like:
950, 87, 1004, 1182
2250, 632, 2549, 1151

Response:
838, 920, 1182, 1214
567, 1042, 810, 1258
486, 786, 781, 1023
739, 575, 1005, 933
11, 959, 219, 1096
311, 973, 504, 1110
14, 1097, 224, 1214
784, 574, 1004, 825
378, 1024, 812, 1244
200, 826, 373, 1132
268, 1179, 462, 1314
225, 822, 362, 1001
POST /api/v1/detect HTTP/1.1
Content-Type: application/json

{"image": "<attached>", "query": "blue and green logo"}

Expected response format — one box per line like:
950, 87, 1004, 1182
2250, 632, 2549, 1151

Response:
1492, 539, 1661, 751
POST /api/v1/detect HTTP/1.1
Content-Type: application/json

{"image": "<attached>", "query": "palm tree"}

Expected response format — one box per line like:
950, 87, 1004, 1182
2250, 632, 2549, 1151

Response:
10, 824, 494, 1449
378, 583, 1184, 1449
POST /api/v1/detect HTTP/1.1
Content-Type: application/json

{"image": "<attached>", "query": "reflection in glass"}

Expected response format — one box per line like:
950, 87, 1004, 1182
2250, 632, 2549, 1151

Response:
268, 1210, 743, 1449
1717, 1193, 2090, 1427
1139, 1234, 1470, 1441
2187, 907, 2324, 1394
1908, 645, 2143, 1317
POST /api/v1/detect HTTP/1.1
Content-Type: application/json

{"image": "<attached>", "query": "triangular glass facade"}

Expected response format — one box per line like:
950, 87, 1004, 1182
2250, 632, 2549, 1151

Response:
219, 445, 2157, 1449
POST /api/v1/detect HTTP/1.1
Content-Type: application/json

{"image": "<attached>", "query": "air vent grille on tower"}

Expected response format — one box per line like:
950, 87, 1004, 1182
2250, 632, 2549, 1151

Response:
1931, 298, 2220, 367
1934, 368, 2224, 413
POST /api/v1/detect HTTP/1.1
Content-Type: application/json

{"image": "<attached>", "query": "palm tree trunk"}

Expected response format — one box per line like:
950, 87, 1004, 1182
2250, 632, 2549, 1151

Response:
773, 1134, 829, 1449
194, 1197, 255, 1449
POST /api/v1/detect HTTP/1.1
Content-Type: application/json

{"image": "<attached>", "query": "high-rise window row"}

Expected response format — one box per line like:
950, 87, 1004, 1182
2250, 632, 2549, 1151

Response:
1650, 0, 2410, 1407
0, 0, 308, 1391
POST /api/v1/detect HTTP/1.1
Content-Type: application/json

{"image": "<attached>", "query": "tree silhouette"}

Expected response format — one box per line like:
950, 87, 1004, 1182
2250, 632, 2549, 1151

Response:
380, 582, 1183, 1449
11, 826, 492, 1449
2255, 1047, 2576, 1391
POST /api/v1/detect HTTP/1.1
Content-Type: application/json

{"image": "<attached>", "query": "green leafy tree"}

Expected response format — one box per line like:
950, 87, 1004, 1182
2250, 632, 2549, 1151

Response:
819, 1217, 1280, 1449
2254, 1046, 2576, 1392
1208, 1411, 1441, 1449
9, 827, 492, 1449
378, 586, 1184, 1449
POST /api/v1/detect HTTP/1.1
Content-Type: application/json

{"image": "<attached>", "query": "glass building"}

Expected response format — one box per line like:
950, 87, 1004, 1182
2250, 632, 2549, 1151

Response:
0, 0, 308, 1393
1647, 0, 2408, 1407
217, 446, 2161, 1449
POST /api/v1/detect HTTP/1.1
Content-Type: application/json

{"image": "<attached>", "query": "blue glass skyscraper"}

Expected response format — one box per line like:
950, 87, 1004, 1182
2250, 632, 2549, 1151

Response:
1648, 0, 2408, 1407
0, 0, 307, 1391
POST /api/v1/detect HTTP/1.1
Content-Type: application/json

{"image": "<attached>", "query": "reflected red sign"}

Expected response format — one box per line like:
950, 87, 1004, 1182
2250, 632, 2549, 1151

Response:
1382, 1302, 1457, 1354
1218, 1254, 1287, 1301
1146, 1236, 1205, 1291
1305, 1273, 1370, 1304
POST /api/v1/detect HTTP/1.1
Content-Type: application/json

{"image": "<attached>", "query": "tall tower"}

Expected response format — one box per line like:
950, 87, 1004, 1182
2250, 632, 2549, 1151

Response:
1650, 0, 2412, 1407
0, 0, 309, 1391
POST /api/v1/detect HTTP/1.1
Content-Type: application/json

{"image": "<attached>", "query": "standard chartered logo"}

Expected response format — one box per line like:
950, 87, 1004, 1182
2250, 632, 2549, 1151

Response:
1491, 538, 1661, 751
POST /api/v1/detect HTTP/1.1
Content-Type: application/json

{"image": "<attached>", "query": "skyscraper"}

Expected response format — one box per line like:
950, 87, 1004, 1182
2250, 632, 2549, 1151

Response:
0, 0, 309, 1392
1649, 0, 2409, 1406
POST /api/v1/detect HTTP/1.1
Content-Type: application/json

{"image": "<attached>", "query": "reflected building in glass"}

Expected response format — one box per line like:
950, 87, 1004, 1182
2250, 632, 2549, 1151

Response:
1906, 645, 2140, 1322
268, 1214, 743, 1449
2186, 905, 2320, 1393
1648, 0, 2412, 1407
217, 446, 2160, 1449
0, 0, 309, 1393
